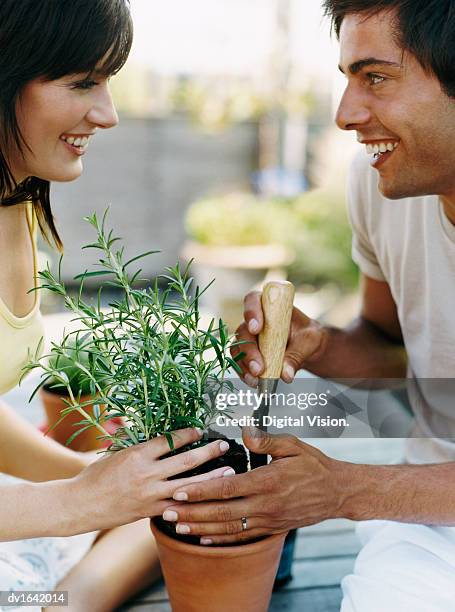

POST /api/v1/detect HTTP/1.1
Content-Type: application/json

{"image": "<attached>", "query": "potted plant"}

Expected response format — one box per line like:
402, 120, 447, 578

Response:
38, 338, 112, 451
25, 210, 287, 612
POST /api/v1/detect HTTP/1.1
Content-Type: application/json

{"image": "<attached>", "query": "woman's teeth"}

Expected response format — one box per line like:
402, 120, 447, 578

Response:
60, 135, 90, 149
366, 142, 399, 157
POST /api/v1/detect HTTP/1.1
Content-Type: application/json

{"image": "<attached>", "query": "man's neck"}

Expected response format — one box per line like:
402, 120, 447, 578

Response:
440, 195, 455, 227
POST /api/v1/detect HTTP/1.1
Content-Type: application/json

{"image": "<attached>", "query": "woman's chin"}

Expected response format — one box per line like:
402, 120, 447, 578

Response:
44, 162, 84, 183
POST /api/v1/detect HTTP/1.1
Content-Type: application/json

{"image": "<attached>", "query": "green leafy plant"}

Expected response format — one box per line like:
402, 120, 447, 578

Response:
24, 210, 244, 451
44, 338, 93, 397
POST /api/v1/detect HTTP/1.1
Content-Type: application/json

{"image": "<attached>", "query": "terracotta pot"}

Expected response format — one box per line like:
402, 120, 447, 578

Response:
39, 388, 106, 451
151, 519, 287, 612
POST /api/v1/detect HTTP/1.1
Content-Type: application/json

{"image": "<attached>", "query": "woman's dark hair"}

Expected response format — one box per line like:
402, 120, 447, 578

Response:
323, 0, 455, 99
0, 0, 133, 249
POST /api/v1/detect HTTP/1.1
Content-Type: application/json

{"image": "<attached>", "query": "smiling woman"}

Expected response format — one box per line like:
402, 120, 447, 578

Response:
0, 1, 230, 610
13, 71, 119, 184
0, 0, 132, 247
0, 0, 133, 399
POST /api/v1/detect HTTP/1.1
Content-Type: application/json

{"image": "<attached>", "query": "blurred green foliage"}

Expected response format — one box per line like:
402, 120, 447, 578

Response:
185, 192, 294, 247
288, 190, 358, 288
185, 190, 358, 289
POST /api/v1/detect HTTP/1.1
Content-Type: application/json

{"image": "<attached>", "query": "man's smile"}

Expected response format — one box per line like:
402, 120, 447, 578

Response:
359, 138, 401, 169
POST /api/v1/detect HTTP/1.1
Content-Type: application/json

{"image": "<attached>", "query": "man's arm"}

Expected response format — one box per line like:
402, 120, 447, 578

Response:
162, 432, 455, 545
308, 274, 406, 379
341, 461, 455, 525
236, 273, 407, 384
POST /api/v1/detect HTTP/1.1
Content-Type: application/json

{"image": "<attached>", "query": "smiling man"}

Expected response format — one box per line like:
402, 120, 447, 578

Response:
162, 2, 455, 609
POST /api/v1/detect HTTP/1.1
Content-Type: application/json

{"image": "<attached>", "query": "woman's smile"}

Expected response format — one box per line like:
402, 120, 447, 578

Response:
60, 132, 95, 156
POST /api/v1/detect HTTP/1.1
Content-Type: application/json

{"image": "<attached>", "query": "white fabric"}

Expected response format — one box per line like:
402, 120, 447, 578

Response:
342, 153, 455, 611
347, 151, 455, 463
341, 520, 455, 612
0, 474, 98, 612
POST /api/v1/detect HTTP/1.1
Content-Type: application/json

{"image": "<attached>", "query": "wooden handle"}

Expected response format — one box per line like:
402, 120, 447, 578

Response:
258, 281, 295, 379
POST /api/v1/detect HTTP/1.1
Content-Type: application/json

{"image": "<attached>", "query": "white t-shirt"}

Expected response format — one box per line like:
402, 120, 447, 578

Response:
348, 152, 455, 463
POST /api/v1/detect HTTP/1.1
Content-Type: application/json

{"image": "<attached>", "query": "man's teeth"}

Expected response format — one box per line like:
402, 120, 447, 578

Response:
366, 142, 398, 155
61, 135, 90, 148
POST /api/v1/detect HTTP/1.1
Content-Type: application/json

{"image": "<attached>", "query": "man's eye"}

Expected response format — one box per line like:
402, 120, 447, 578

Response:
72, 80, 99, 90
367, 74, 385, 86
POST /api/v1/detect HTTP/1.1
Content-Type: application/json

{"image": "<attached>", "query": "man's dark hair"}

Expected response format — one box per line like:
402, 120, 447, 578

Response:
323, 0, 455, 99
0, 0, 133, 249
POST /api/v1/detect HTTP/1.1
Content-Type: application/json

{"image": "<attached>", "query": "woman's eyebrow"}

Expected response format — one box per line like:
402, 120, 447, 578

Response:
338, 58, 402, 75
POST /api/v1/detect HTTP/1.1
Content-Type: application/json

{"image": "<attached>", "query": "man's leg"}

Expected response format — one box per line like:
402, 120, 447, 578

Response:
48, 519, 160, 612
341, 521, 455, 612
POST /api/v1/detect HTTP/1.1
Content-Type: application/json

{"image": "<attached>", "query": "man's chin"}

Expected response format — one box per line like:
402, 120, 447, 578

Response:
378, 177, 417, 201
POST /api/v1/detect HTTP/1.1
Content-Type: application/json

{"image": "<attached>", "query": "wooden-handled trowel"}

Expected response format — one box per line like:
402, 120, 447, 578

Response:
249, 280, 295, 470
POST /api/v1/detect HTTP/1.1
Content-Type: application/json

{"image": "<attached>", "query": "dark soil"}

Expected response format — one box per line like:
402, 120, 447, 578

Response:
155, 429, 249, 545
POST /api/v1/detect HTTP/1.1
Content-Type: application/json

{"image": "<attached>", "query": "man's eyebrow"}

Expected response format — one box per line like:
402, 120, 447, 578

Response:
338, 58, 402, 75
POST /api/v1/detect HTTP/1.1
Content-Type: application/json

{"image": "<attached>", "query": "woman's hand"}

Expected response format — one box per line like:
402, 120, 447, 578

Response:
67, 428, 233, 534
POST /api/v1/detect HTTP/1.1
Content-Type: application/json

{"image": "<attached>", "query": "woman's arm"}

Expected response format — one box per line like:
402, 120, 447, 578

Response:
0, 477, 78, 541
0, 415, 233, 542
0, 401, 89, 481
0, 401, 89, 541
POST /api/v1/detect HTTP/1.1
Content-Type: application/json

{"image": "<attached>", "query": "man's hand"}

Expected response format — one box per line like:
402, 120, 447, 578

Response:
161, 428, 349, 545
232, 291, 328, 387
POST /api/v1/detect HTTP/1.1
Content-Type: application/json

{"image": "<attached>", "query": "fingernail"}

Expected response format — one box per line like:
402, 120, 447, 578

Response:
176, 524, 191, 534
195, 427, 203, 436
173, 491, 188, 501
283, 364, 295, 382
248, 319, 259, 333
219, 441, 230, 452
201, 538, 214, 545
223, 468, 235, 477
244, 374, 258, 388
163, 510, 178, 522
249, 360, 260, 376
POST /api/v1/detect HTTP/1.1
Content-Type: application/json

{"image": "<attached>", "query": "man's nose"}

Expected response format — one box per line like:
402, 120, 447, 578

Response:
335, 84, 371, 131
86, 84, 119, 129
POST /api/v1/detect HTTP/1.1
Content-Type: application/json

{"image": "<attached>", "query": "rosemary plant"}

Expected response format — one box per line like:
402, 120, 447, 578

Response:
24, 210, 244, 451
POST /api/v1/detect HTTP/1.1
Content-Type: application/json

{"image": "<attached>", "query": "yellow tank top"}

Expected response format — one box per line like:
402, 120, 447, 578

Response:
0, 204, 45, 396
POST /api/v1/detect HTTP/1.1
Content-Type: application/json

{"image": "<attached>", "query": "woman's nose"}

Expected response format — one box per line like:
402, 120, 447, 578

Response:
86, 84, 119, 129
335, 84, 371, 131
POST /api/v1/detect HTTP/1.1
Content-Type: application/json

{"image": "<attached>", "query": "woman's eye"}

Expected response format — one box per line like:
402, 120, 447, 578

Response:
367, 74, 386, 86
72, 80, 99, 90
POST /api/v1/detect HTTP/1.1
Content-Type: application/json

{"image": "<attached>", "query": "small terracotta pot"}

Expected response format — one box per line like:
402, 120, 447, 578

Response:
151, 519, 287, 612
39, 388, 106, 451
